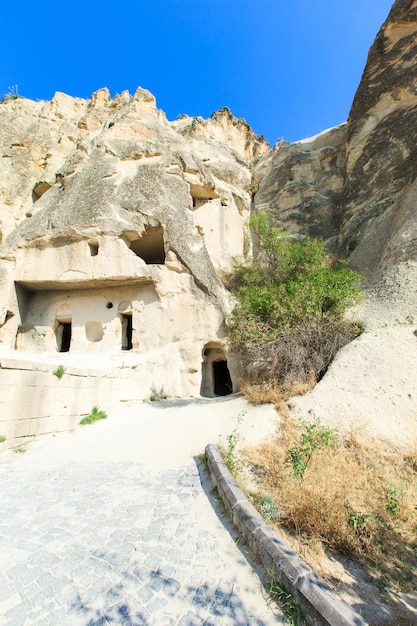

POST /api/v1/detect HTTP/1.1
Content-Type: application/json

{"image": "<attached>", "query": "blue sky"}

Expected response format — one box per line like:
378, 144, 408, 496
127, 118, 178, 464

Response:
1, 1, 393, 145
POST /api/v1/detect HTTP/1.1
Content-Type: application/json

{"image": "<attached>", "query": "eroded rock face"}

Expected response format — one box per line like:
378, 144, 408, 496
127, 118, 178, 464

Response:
254, 0, 417, 286
1, 0, 417, 436
0, 87, 268, 402
254, 124, 347, 245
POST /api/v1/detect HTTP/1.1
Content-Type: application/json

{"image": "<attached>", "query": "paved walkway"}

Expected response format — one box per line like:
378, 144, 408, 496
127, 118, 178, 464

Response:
0, 397, 284, 625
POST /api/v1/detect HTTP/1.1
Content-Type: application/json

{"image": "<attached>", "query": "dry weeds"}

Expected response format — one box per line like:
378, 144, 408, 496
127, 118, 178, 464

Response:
240, 374, 316, 406
242, 416, 417, 595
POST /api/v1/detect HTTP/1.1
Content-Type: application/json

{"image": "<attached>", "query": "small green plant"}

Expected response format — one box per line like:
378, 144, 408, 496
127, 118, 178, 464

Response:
148, 386, 167, 402
347, 509, 370, 533
53, 365, 66, 379
286, 418, 337, 480
0, 85, 19, 103
79, 406, 108, 426
0, 435, 6, 443
210, 485, 221, 502
131, 364, 138, 369
386, 486, 402, 516
249, 492, 281, 522
13, 445, 26, 454
199, 452, 208, 471
269, 577, 306, 625
221, 413, 244, 474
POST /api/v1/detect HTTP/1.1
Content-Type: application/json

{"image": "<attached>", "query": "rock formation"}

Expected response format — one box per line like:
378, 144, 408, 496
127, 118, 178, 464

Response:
1, 0, 416, 446
265, 0, 417, 444
255, 0, 417, 288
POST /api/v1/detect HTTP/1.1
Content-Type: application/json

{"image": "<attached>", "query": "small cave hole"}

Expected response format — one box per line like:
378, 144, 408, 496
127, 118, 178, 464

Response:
88, 241, 99, 256
129, 226, 165, 264
106, 302, 113, 309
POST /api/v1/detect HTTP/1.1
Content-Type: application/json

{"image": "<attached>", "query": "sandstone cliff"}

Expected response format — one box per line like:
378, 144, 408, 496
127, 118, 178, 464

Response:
0, 86, 268, 426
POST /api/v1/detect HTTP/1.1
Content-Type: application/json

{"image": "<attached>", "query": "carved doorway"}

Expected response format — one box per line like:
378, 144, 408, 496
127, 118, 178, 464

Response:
201, 342, 233, 397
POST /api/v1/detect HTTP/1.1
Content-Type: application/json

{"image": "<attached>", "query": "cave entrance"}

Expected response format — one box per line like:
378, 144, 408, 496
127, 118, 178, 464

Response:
55, 304, 73, 353
213, 360, 233, 396
201, 342, 233, 397
57, 321, 72, 352
121, 313, 133, 350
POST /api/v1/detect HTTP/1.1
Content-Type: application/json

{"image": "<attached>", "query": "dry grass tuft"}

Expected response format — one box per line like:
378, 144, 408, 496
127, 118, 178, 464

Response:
404, 445, 417, 473
240, 372, 317, 409
243, 415, 417, 594
240, 381, 285, 406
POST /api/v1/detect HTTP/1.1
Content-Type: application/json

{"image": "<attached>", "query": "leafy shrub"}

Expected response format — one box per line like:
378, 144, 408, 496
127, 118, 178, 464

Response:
228, 211, 362, 392
0, 435, 6, 443
386, 486, 403, 516
79, 406, 108, 426
286, 418, 337, 480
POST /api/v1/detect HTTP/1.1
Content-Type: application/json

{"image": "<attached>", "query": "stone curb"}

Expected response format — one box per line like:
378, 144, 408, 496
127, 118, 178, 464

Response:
205, 443, 368, 626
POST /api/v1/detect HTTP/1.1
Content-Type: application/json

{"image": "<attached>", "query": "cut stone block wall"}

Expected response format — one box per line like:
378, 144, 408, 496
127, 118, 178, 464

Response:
0, 358, 151, 444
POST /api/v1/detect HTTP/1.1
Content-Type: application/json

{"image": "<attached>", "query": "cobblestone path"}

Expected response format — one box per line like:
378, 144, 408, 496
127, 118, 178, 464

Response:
0, 402, 283, 625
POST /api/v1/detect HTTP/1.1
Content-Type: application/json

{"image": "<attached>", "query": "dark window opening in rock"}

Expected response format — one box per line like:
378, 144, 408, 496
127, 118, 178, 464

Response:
121, 314, 133, 350
88, 242, 99, 256
32, 181, 51, 204
213, 360, 233, 396
106, 301, 113, 309
57, 322, 72, 352
129, 227, 165, 264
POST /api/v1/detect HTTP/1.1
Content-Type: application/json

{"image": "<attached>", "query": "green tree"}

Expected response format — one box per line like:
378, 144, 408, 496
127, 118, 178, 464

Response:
228, 212, 362, 389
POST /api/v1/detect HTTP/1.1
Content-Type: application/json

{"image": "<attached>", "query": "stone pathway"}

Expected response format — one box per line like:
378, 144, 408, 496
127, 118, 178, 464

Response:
0, 399, 284, 625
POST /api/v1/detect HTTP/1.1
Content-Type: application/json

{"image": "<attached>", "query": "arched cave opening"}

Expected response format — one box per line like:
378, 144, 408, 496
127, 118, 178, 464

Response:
56, 321, 72, 352
55, 304, 72, 353
201, 342, 233, 397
